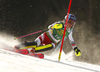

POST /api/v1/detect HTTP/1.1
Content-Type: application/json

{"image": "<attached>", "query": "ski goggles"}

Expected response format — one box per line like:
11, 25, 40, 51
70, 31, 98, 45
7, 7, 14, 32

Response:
68, 19, 75, 25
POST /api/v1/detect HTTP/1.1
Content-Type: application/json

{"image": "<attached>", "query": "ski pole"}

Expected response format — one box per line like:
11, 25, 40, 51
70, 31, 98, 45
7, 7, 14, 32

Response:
66, 54, 75, 60
58, 0, 72, 61
14, 29, 48, 40
51, 37, 67, 56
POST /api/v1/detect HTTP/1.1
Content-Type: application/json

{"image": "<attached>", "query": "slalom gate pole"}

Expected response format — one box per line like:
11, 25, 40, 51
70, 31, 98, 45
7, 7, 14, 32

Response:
58, 0, 72, 61
14, 29, 48, 40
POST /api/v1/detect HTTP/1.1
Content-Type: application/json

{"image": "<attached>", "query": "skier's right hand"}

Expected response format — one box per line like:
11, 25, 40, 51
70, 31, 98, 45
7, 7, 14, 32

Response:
74, 47, 81, 56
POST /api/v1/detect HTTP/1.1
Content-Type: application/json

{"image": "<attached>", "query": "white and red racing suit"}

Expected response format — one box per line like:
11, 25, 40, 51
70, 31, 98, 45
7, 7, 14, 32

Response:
35, 21, 76, 51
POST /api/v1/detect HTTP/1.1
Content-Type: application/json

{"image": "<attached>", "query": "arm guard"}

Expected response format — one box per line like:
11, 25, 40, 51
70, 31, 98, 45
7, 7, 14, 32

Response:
48, 22, 63, 29
51, 23, 63, 29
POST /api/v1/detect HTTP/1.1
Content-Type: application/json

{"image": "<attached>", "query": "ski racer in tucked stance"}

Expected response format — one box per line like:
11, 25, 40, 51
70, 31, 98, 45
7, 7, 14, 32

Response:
15, 14, 81, 56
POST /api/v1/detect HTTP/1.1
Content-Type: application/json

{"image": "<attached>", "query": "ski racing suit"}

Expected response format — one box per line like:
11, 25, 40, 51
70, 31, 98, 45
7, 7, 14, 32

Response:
35, 21, 77, 52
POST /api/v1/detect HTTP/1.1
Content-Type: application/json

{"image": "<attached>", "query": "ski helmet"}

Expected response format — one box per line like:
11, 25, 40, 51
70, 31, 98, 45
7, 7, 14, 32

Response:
64, 14, 76, 29
64, 14, 76, 22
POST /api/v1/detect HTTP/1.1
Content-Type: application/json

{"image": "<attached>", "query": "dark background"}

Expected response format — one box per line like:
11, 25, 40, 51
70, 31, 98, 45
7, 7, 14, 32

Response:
0, 0, 100, 65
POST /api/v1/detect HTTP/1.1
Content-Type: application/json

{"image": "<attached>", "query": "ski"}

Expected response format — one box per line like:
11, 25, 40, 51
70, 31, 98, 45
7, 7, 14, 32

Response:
4, 48, 44, 59
27, 53, 44, 59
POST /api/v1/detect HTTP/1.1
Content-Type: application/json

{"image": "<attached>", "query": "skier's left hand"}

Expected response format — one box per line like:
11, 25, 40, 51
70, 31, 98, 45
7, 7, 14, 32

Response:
74, 47, 81, 56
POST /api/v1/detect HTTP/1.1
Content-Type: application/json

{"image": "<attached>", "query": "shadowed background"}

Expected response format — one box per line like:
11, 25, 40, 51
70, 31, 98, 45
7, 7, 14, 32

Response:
0, 0, 100, 65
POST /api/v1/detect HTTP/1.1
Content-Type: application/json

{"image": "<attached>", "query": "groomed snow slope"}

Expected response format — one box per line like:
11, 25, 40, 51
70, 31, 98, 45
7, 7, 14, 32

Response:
0, 49, 100, 72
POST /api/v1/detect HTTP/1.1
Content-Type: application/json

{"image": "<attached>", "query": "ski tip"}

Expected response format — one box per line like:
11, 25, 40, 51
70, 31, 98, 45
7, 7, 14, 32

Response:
14, 37, 17, 40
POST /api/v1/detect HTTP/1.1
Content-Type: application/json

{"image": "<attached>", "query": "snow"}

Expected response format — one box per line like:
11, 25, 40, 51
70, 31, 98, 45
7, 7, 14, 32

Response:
0, 35, 100, 72
0, 49, 100, 72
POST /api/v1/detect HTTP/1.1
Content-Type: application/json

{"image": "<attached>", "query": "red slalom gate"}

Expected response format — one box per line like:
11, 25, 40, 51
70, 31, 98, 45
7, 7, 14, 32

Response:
58, 0, 72, 61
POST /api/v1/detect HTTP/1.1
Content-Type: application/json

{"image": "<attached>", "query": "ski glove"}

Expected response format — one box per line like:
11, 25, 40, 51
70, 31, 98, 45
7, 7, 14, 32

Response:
74, 47, 81, 56
51, 24, 63, 29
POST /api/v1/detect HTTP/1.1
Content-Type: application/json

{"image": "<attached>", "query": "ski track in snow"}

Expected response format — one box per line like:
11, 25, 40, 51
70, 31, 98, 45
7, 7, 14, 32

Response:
0, 35, 100, 72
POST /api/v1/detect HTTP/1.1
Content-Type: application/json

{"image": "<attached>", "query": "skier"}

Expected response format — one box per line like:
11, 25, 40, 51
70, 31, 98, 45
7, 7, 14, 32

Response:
15, 14, 81, 56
